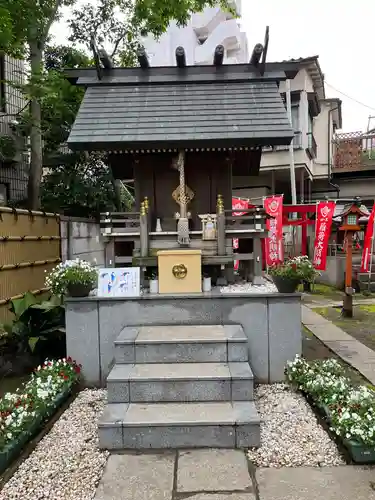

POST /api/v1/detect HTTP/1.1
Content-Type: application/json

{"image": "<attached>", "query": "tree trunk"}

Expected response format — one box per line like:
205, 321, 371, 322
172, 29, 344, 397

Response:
27, 41, 43, 210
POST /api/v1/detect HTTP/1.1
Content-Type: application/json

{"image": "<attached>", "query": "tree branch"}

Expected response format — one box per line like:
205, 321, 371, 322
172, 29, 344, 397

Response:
110, 32, 127, 59
42, 0, 64, 44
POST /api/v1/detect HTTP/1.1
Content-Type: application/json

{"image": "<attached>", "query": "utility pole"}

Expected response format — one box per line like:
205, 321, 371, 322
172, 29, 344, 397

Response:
286, 79, 297, 206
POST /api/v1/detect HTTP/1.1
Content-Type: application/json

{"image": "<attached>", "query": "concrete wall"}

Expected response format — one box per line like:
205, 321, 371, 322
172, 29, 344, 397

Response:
60, 217, 105, 266
65, 293, 302, 386
317, 256, 346, 289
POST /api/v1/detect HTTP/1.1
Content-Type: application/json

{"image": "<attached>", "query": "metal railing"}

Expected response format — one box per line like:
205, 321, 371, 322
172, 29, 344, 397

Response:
100, 212, 141, 236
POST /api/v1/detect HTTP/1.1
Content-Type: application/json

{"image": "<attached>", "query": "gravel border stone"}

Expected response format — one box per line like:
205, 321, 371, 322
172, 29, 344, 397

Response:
0, 389, 109, 500
247, 384, 345, 468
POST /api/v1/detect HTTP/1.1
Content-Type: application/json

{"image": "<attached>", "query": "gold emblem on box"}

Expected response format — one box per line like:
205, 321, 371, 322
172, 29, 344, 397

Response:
172, 264, 188, 279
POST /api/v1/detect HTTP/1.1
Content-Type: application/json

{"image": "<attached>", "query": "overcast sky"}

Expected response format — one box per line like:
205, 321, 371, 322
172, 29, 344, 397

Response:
51, 0, 375, 133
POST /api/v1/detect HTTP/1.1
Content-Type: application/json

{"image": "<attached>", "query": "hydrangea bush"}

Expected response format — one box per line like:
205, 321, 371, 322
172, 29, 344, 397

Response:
0, 358, 80, 449
45, 259, 98, 295
286, 355, 375, 446
269, 256, 320, 282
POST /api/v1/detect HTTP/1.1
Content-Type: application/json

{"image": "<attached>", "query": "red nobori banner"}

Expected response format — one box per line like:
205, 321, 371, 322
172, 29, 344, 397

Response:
313, 201, 335, 270
360, 202, 375, 273
264, 196, 284, 266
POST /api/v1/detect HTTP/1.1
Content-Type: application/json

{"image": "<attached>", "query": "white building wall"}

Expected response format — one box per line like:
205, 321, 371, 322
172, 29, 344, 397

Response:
143, 1, 248, 66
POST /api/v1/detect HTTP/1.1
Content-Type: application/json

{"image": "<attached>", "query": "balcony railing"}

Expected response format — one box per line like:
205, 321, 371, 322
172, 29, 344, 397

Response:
333, 132, 375, 173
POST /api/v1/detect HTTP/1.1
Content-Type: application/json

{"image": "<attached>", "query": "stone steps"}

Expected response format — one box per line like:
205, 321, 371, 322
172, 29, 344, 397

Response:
114, 324, 248, 364
99, 324, 260, 450
99, 401, 260, 449
107, 362, 254, 403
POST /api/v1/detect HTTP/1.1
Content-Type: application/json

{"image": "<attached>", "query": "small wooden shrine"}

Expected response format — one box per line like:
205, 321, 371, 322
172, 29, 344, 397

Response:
66, 35, 299, 290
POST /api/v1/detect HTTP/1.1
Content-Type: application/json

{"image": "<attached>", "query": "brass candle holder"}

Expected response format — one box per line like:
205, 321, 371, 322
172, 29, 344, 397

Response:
143, 196, 149, 213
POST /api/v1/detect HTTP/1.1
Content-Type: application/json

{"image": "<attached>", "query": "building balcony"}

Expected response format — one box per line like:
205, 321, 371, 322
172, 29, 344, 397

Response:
262, 131, 302, 153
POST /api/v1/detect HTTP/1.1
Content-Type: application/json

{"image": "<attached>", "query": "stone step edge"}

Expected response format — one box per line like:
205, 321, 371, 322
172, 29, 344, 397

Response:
114, 337, 248, 345
99, 401, 260, 428
114, 325, 247, 345
107, 362, 254, 382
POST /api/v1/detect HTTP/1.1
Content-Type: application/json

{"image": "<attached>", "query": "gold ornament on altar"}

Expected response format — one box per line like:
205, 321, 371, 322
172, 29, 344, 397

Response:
172, 264, 188, 279
172, 184, 194, 206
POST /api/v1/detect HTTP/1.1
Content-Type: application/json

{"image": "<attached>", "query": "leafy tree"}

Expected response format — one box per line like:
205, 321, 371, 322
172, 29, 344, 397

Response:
0, 0, 232, 209
40, 152, 119, 217
39, 44, 127, 215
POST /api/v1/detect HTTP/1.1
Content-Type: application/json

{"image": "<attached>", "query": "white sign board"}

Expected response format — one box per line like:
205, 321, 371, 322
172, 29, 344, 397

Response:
97, 267, 141, 298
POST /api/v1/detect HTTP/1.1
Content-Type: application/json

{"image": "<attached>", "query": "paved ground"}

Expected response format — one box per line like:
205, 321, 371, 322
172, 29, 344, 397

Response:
93, 449, 375, 500
302, 305, 375, 384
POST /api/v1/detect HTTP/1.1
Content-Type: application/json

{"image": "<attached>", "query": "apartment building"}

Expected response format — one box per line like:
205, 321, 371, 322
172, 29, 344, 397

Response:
233, 56, 342, 204
0, 54, 28, 205
143, 0, 248, 66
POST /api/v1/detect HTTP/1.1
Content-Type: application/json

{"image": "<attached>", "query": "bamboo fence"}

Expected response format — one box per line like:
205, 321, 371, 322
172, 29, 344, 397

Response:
0, 207, 61, 322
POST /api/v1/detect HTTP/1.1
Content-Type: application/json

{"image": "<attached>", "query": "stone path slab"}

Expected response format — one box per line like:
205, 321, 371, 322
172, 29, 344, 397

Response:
94, 449, 255, 500
177, 449, 253, 492
94, 453, 174, 500
302, 305, 375, 384
257, 466, 375, 500
189, 495, 255, 500
94, 449, 375, 500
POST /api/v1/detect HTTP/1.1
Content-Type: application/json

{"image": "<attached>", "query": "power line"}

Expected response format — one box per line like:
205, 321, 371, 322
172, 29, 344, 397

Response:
325, 81, 375, 112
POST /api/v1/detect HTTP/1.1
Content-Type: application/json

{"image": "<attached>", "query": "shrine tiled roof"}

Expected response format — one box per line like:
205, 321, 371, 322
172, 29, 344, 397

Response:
67, 61, 298, 152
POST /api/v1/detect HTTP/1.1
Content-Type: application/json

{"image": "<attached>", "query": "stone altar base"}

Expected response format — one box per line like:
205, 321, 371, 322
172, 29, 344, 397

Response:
65, 291, 301, 386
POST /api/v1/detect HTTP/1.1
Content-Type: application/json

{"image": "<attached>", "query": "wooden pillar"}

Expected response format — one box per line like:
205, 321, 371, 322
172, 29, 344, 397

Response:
105, 239, 115, 267
342, 232, 353, 317
301, 213, 307, 255
216, 195, 227, 285
140, 213, 149, 257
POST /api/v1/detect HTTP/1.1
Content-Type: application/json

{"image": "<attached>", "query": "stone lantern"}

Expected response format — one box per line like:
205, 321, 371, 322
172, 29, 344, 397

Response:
338, 198, 367, 317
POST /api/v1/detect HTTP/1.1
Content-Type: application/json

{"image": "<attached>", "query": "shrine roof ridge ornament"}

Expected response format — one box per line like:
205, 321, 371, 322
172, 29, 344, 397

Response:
65, 27, 299, 87
66, 27, 296, 153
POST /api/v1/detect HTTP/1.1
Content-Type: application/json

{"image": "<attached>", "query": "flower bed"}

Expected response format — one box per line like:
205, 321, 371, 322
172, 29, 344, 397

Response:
286, 356, 375, 464
0, 357, 80, 474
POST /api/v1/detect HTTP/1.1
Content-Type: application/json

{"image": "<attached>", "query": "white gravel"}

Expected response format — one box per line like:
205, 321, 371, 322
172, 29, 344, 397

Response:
220, 279, 277, 294
247, 384, 345, 468
0, 389, 109, 500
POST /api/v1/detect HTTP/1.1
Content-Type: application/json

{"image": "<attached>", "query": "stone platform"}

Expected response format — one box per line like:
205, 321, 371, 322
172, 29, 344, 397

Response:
98, 325, 260, 449
65, 291, 302, 386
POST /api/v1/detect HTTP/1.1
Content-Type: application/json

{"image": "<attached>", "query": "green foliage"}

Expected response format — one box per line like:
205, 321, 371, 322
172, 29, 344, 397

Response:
0, 0, 234, 208
40, 152, 118, 217
269, 256, 320, 283
45, 260, 98, 296
0, 135, 17, 161
69, 0, 233, 64
4, 292, 65, 354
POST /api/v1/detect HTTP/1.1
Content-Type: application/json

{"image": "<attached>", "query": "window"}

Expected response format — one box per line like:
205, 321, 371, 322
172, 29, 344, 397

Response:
0, 55, 5, 113
307, 113, 314, 148
291, 105, 301, 146
291, 105, 299, 131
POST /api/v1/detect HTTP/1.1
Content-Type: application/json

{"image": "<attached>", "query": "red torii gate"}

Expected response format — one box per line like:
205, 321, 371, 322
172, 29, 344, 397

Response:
282, 204, 316, 256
